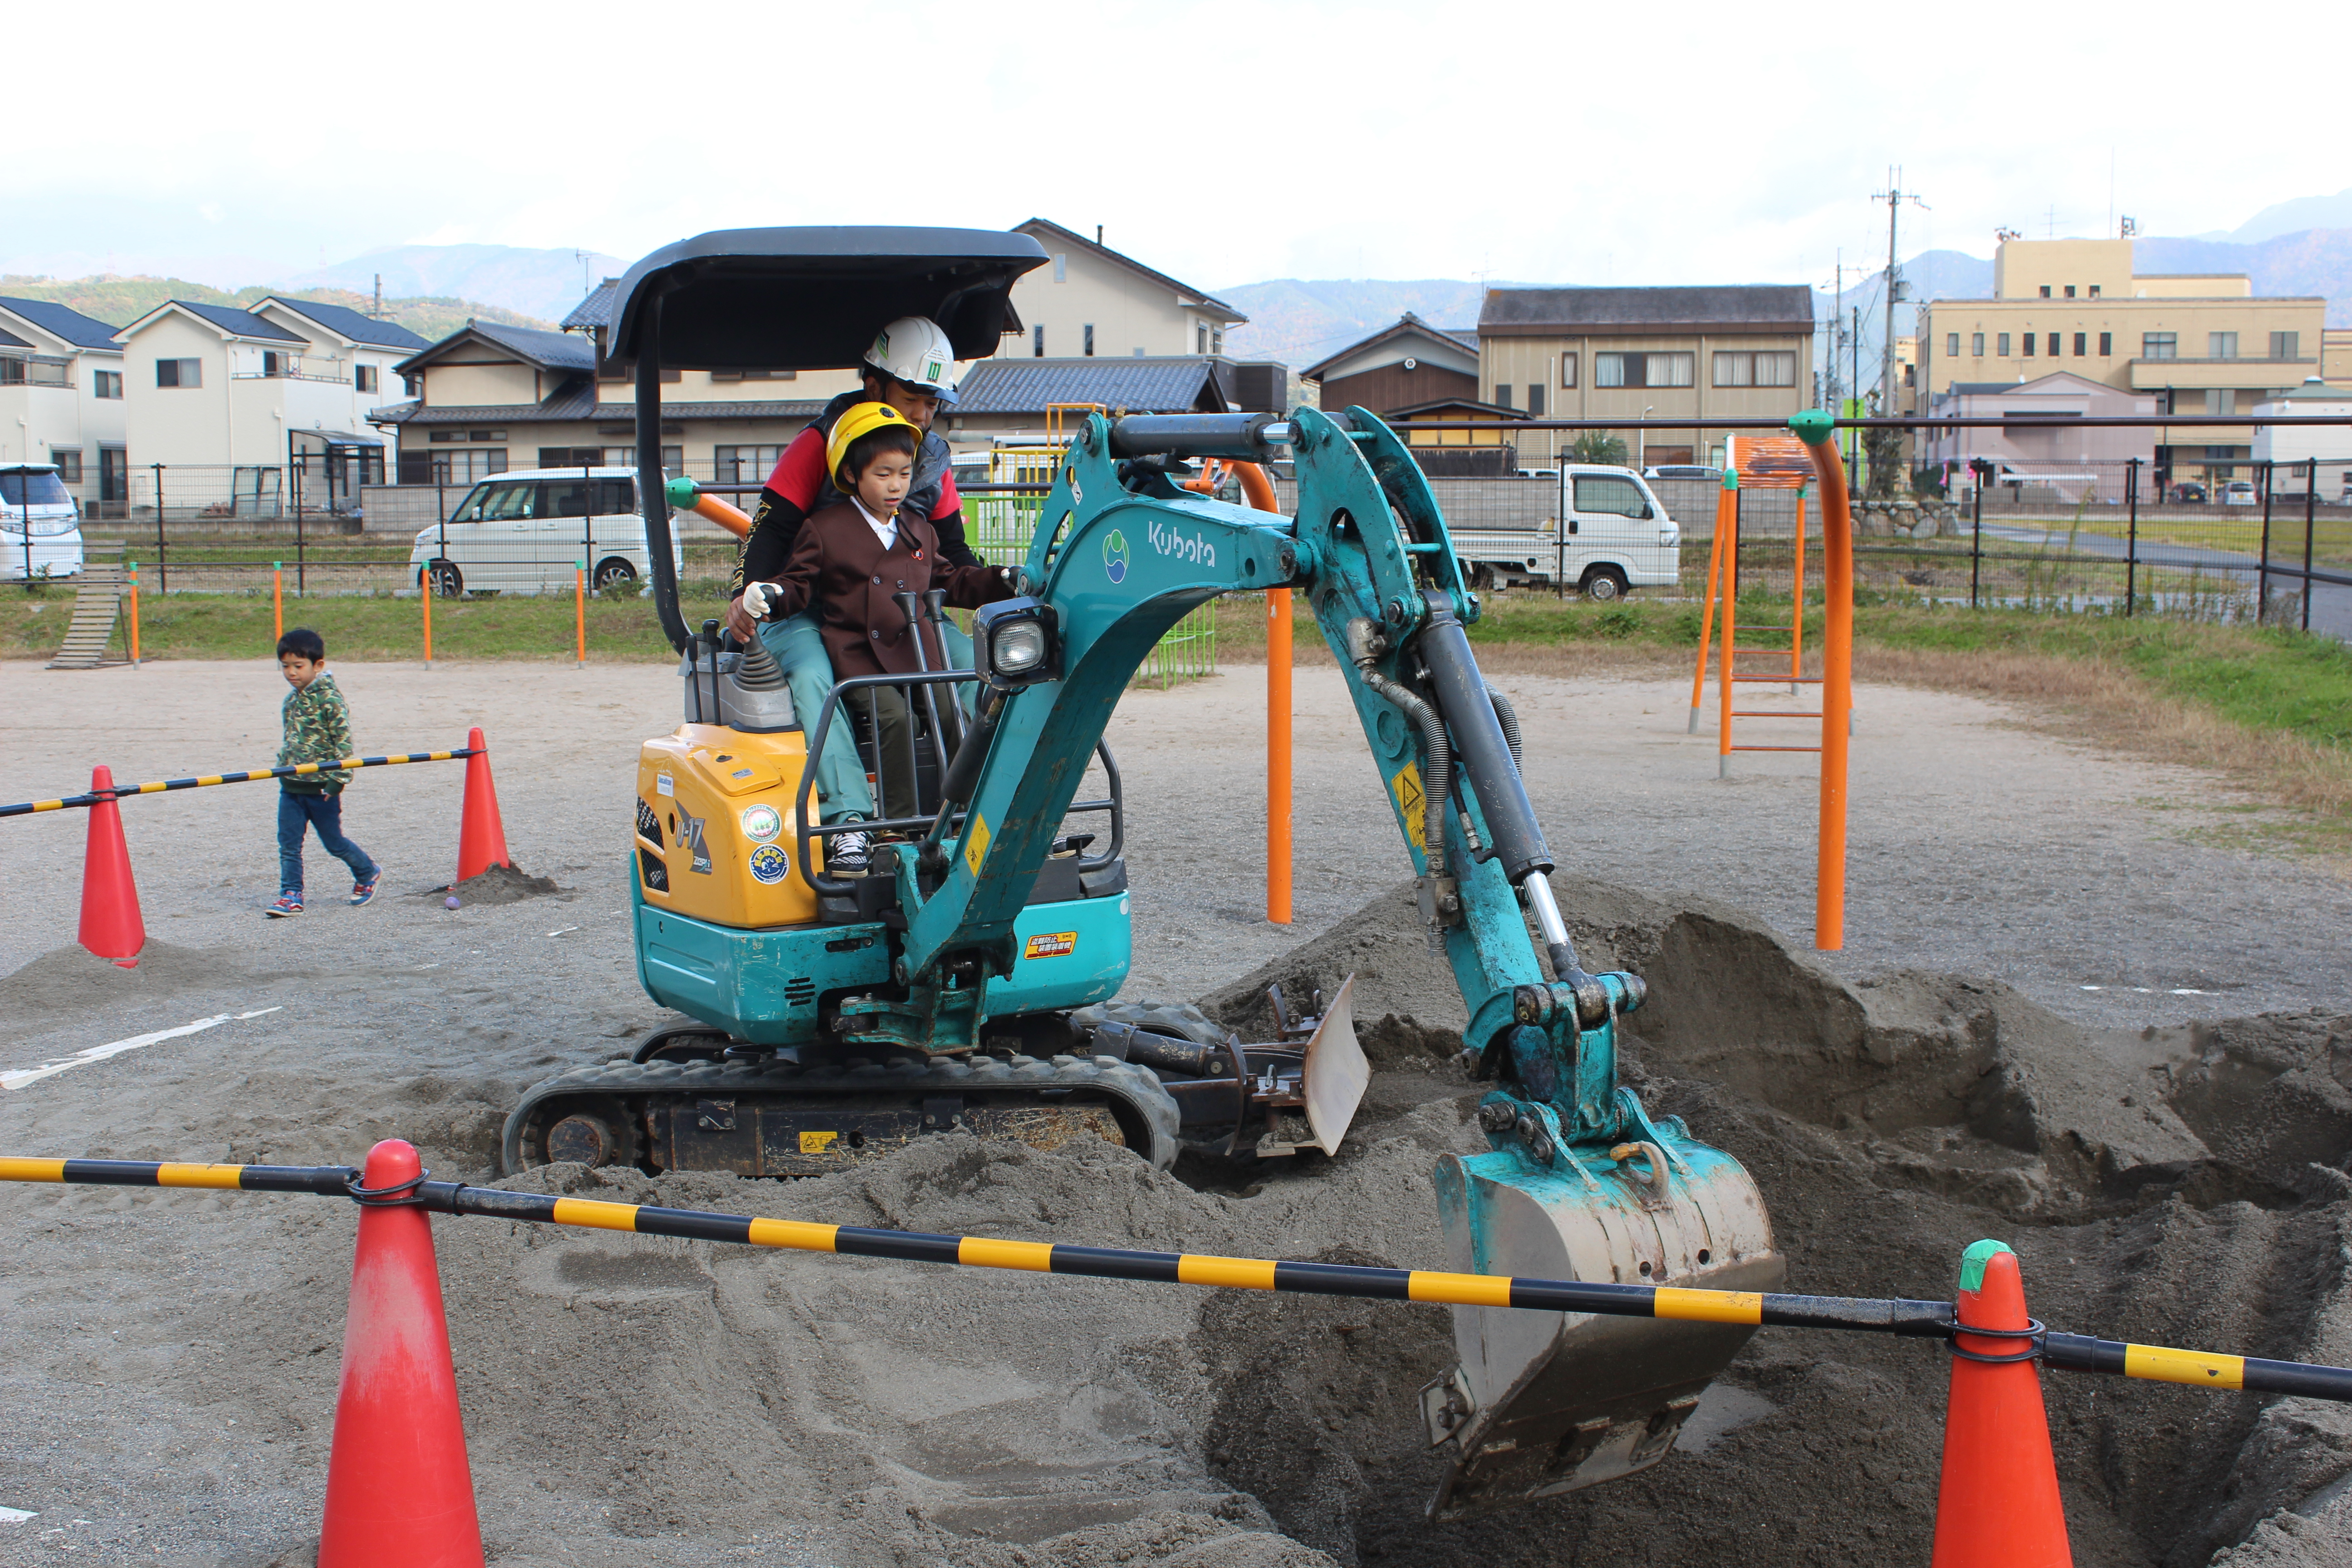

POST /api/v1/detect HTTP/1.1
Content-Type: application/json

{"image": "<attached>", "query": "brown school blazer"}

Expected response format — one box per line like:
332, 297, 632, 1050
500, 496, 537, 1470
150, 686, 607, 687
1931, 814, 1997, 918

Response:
768, 499, 1014, 680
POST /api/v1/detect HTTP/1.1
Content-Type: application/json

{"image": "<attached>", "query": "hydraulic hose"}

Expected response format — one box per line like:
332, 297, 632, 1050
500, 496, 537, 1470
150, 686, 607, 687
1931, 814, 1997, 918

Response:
1345, 618, 1449, 878
1488, 687, 1522, 772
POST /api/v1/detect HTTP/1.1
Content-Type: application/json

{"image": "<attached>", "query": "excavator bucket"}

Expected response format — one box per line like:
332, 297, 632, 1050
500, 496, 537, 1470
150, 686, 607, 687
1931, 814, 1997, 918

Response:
1298, 973, 1367, 1156
1420, 1135, 1783, 1519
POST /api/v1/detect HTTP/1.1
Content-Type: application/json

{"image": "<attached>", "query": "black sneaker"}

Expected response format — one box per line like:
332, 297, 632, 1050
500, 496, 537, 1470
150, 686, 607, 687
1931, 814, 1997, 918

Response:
828, 830, 871, 874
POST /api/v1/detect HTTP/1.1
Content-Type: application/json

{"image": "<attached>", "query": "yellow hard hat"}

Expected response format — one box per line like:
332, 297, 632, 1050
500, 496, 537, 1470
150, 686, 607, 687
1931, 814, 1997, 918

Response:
826, 401, 918, 485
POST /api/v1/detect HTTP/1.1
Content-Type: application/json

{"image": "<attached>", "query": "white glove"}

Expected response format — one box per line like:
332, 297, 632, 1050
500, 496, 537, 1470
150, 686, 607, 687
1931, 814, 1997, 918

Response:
740, 581, 784, 619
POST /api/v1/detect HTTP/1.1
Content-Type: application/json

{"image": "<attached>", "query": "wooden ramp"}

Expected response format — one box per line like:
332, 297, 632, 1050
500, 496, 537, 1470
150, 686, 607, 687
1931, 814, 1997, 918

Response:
45, 544, 127, 670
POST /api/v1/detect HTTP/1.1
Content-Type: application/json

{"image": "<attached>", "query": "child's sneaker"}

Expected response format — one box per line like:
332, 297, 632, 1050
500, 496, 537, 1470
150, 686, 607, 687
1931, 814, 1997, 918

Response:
827, 830, 871, 874
350, 874, 380, 906
266, 895, 304, 918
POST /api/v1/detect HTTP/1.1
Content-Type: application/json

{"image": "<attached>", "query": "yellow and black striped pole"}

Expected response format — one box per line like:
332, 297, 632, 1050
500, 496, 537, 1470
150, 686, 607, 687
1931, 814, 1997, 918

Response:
0, 749, 479, 819
2, 1155, 2345, 1404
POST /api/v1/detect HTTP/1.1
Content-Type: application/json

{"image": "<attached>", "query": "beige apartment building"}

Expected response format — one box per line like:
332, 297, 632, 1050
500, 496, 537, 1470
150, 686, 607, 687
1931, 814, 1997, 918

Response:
1478, 285, 1817, 468
1919, 238, 2325, 486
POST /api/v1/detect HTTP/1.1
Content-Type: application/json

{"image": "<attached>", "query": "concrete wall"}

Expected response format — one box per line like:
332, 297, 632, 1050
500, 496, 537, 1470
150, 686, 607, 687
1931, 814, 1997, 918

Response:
427, 362, 541, 406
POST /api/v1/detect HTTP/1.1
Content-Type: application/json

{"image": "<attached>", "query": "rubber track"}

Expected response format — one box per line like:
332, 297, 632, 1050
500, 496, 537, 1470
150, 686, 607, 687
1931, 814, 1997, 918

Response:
503, 1051, 1184, 1175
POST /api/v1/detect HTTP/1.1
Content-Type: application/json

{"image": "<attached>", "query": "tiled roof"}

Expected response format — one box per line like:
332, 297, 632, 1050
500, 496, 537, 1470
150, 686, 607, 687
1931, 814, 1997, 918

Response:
0, 297, 124, 350
167, 299, 308, 342
263, 297, 430, 350
1480, 285, 1815, 332
1300, 312, 1480, 380
951, 357, 1228, 415
562, 279, 618, 331
468, 319, 597, 370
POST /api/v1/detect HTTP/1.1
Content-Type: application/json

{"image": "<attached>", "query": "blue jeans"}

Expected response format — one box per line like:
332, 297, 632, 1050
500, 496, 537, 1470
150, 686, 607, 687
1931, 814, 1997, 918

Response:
756, 610, 975, 824
278, 789, 377, 898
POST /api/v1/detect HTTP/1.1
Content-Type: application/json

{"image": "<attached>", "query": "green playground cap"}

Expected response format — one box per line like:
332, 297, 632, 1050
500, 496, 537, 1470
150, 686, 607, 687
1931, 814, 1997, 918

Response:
1787, 409, 1836, 447
663, 475, 700, 510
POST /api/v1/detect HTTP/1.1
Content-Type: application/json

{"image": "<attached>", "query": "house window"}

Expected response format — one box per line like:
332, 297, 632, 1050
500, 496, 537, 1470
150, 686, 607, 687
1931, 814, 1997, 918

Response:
2089, 285, 2101, 298
538, 447, 603, 471
2064, 285, 2076, 298
1033, 324, 1044, 357
1596, 351, 1693, 388
1997, 333, 2011, 356
2208, 332, 2238, 360
1972, 333, 1985, 357
2271, 331, 2299, 359
400, 448, 509, 485
156, 357, 202, 388
1053, 254, 1067, 283
2046, 333, 2060, 357
1559, 353, 1578, 387
1946, 333, 1960, 356
595, 360, 680, 383
2099, 332, 2112, 356
713, 445, 787, 485
94, 369, 123, 399
2143, 332, 2176, 360
2039, 285, 2052, 298
2022, 333, 2035, 358
1494, 383, 1513, 409
2205, 389, 2231, 415
50, 449, 83, 483
1196, 323, 1208, 354
1083, 324, 1094, 358
355, 365, 378, 393
1526, 384, 1545, 416
2073, 333, 2087, 357
709, 368, 800, 382
1211, 327, 1223, 355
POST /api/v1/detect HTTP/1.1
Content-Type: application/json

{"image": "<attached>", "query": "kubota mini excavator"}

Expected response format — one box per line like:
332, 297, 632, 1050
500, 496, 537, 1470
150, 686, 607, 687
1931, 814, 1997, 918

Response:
501, 228, 1782, 1517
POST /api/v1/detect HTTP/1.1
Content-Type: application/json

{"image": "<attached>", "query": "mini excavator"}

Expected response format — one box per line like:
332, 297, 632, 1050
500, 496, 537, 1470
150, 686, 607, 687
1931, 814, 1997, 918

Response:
501, 229, 1782, 1516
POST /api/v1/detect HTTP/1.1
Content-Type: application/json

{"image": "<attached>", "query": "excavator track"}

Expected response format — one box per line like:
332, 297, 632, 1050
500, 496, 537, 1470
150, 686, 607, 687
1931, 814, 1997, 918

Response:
503, 1051, 1182, 1177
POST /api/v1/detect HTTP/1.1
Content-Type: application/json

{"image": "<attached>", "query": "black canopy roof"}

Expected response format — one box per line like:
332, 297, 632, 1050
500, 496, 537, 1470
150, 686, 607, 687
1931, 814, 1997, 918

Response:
603, 226, 1049, 371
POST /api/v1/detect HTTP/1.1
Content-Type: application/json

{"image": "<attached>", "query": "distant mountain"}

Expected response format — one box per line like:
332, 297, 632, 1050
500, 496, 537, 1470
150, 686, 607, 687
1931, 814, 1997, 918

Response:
0, 275, 552, 343
1216, 279, 1496, 369
277, 244, 624, 323
2135, 229, 2352, 322
2202, 187, 2352, 246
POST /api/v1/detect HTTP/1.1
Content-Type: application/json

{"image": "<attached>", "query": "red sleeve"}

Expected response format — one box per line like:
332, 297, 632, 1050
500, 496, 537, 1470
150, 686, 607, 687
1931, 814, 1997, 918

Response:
767, 426, 828, 510
929, 465, 960, 521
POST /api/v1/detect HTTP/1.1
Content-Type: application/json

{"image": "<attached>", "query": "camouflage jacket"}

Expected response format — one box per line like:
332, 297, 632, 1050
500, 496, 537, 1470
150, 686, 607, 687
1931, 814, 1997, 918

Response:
278, 672, 354, 793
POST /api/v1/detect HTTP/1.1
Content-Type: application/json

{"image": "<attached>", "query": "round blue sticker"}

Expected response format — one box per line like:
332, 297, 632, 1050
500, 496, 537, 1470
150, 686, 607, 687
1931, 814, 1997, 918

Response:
748, 843, 789, 884
1102, 527, 1128, 583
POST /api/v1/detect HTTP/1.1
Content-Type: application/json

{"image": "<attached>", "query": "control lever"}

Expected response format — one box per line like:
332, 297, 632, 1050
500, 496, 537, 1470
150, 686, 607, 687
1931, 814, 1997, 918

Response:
919, 587, 967, 755
892, 591, 956, 797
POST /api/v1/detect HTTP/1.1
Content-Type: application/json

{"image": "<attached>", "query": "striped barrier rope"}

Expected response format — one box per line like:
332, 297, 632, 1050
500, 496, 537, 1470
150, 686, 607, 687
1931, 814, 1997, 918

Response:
0, 750, 480, 819
4, 1154, 2346, 1403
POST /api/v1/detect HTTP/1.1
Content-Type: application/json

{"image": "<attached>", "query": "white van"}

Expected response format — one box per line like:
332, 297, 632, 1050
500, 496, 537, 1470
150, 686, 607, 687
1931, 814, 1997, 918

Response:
1449, 464, 1678, 600
408, 467, 683, 596
0, 463, 85, 581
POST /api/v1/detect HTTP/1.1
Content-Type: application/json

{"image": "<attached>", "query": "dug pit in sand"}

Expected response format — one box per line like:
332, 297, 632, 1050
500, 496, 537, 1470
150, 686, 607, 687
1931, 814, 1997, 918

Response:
0, 877, 2346, 1567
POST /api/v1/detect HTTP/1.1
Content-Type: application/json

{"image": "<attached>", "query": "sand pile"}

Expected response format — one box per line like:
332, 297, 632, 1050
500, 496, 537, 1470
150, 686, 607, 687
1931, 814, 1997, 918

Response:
425, 863, 566, 905
2, 877, 2348, 1565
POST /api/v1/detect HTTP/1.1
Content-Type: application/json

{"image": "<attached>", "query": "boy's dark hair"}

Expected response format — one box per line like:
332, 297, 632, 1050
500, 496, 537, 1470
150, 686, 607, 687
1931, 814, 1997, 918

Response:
836, 423, 919, 491
277, 627, 326, 662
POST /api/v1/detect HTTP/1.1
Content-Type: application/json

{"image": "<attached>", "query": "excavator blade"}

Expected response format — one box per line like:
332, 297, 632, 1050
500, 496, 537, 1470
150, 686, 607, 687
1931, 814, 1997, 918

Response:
1421, 1135, 1783, 1520
1298, 973, 1368, 1155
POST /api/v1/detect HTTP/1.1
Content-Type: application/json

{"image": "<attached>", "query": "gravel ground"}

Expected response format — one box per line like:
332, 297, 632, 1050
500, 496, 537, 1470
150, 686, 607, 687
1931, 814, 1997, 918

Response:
0, 654, 2347, 1566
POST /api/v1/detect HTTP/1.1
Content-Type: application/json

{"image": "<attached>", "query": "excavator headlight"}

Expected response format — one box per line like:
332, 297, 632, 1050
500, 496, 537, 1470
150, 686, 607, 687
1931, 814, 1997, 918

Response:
976, 598, 1060, 688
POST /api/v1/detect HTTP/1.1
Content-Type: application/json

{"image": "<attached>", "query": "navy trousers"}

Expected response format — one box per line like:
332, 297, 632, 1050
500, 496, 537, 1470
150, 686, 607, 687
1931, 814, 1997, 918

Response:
278, 789, 377, 898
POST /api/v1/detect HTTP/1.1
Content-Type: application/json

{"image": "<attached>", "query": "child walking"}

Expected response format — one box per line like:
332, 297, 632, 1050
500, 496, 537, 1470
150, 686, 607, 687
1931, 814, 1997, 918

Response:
269, 628, 381, 917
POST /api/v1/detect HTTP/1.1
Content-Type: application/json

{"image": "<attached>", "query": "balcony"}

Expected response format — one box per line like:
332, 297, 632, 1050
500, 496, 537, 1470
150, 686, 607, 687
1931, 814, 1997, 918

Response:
231, 356, 351, 384
0, 355, 73, 388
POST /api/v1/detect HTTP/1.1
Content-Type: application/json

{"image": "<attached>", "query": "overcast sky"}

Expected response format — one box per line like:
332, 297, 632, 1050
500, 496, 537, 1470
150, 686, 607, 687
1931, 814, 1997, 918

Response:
10, 0, 2347, 291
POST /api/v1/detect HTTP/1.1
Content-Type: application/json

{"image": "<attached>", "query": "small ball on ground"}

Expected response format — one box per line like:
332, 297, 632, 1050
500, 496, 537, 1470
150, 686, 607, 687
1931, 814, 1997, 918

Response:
444, 895, 461, 910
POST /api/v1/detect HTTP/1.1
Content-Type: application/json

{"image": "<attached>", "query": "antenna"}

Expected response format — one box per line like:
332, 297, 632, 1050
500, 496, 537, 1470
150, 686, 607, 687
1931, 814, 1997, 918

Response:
372, 273, 382, 318
1871, 167, 1929, 419
573, 249, 596, 296
2119, 215, 2137, 238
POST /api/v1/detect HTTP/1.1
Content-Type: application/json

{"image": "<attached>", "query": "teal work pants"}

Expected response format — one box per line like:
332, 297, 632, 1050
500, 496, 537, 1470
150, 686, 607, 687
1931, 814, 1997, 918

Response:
757, 611, 974, 824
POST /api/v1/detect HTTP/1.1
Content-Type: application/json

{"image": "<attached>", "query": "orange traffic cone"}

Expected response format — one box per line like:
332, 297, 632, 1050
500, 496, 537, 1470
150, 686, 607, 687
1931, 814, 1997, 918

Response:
318, 1139, 484, 1568
77, 765, 145, 968
452, 726, 511, 885
1931, 1240, 2073, 1567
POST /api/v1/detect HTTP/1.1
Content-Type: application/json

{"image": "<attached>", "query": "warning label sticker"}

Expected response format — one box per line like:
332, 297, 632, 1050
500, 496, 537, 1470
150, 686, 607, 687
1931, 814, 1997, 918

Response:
799, 1131, 839, 1154
1390, 765, 1426, 853
964, 813, 992, 878
1023, 931, 1079, 960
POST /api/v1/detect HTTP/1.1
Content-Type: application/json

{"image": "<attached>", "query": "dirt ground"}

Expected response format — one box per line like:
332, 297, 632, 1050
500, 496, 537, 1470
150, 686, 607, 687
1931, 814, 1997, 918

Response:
0, 657, 2348, 1566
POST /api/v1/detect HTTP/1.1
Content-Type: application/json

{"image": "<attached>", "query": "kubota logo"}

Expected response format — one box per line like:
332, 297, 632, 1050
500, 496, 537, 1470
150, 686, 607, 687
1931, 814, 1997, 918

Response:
1148, 519, 1215, 567
1102, 528, 1129, 583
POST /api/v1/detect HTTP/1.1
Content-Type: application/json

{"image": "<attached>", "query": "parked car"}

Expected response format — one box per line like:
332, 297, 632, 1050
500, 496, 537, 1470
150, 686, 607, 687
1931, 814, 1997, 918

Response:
2168, 481, 2208, 504
408, 468, 683, 597
2220, 480, 2258, 506
1450, 464, 1679, 599
0, 463, 85, 581
1645, 465, 1722, 482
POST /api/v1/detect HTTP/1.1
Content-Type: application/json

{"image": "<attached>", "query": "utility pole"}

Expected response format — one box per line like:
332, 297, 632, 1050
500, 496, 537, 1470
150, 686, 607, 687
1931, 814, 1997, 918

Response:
1872, 168, 1929, 416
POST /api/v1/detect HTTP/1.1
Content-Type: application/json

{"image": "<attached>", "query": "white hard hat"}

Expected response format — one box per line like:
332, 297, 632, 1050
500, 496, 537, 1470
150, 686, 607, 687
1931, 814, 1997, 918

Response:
863, 317, 958, 397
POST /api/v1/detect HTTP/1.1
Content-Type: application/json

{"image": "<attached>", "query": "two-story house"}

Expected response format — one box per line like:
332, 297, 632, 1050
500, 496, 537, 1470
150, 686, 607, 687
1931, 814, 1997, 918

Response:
1478, 285, 1818, 469
113, 298, 427, 510
0, 298, 129, 514
1005, 219, 1248, 363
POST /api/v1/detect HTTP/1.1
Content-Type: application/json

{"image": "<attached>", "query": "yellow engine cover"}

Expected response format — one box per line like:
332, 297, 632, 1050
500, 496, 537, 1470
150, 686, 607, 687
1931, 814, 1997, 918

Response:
635, 725, 821, 929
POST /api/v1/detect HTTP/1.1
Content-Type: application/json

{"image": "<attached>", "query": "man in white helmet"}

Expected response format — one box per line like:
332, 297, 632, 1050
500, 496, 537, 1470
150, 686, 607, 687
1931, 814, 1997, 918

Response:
725, 316, 980, 642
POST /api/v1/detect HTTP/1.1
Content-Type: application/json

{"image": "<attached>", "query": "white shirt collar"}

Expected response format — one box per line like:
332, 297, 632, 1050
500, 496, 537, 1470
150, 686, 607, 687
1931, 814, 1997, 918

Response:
851, 495, 899, 549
